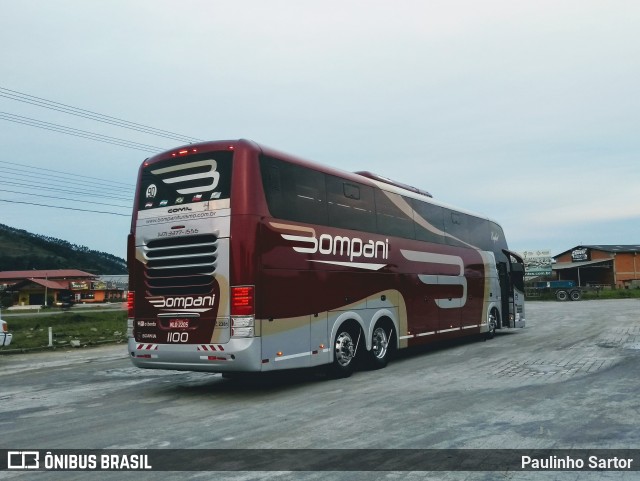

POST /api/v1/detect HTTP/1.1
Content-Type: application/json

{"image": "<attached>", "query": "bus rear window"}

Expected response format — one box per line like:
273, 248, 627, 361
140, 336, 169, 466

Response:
138, 151, 232, 210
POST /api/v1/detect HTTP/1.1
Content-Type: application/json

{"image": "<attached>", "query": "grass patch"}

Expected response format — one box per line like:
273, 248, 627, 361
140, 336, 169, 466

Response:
0, 310, 127, 352
582, 289, 640, 300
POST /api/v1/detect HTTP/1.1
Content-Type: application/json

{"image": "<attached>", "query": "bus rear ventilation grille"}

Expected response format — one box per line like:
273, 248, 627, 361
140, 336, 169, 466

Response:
143, 234, 218, 296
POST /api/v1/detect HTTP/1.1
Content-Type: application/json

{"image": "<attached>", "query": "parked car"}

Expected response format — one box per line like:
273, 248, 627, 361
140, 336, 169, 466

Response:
54, 300, 74, 309
1, 318, 12, 347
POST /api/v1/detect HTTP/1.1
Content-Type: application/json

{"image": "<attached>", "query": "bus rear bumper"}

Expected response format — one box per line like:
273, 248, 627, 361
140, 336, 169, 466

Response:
128, 337, 263, 373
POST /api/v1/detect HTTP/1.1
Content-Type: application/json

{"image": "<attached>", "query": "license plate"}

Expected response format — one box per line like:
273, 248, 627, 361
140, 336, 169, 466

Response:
169, 319, 190, 329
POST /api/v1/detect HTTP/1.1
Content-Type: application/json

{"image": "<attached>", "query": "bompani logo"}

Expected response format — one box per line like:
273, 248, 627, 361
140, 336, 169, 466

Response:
147, 295, 216, 313
272, 222, 389, 271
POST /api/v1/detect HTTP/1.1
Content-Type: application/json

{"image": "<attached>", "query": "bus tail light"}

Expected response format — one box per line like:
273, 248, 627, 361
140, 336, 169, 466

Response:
127, 291, 135, 338
231, 286, 254, 338
231, 286, 254, 316
127, 291, 135, 317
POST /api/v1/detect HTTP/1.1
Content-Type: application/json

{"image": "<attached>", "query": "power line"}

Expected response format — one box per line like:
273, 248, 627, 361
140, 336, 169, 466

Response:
1, 166, 134, 194
0, 86, 204, 143
0, 188, 132, 210
0, 179, 132, 202
0, 158, 136, 219
0, 198, 130, 216
0, 159, 134, 188
0, 112, 166, 153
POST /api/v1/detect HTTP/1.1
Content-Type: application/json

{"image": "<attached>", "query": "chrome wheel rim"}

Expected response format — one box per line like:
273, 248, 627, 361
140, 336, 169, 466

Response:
371, 327, 388, 360
488, 310, 497, 333
335, 331, 355, 367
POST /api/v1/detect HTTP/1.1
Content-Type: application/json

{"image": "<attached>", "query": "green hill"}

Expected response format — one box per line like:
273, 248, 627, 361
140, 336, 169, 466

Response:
0, 223, 126, 274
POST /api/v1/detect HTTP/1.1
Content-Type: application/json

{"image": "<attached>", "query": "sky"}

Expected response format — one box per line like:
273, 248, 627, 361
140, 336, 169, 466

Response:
0, 0, 638, 261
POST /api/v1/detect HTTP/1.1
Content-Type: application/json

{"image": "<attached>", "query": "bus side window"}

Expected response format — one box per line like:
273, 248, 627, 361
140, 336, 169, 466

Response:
291, 166, 327, 225
261, 159, 285, 216
467, 215, 491, 251
326, 175, 376, 233
444, 210, 468, 247
412, 199, 445, 245
375, 190, 414, 239
267, 165, 281, 192
260, 156, 328, 225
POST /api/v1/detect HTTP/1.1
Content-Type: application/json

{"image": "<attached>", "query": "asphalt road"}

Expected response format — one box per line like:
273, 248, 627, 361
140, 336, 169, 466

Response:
1, 299, 639, 481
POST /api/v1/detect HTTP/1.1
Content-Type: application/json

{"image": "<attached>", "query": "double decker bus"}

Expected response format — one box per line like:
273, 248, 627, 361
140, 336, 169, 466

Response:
127, 139, 525, 377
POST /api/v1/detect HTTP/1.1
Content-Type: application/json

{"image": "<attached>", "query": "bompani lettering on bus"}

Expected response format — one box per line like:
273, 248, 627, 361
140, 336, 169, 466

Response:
280, 229, 389, 270
147, 295, 216, 312
276, 225, 388, 262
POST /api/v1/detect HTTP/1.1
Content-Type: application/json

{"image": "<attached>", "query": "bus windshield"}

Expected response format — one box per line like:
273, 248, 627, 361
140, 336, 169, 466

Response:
137, 151, 233, 211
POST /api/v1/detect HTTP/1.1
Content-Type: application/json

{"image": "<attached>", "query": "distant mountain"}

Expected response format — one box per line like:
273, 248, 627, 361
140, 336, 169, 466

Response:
0, 224, 127, 274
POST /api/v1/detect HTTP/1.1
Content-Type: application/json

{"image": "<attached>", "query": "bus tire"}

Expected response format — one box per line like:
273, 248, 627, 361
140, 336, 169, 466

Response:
569, 289, 582, 301
486, 308, 498, 340
328, 323, 360, 378
367, 321, 395, 370
556, 290, 569, 301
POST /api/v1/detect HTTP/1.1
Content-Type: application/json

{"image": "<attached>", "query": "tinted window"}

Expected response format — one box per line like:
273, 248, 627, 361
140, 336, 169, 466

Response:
444, 209, 470, 247
413, 199, 445, 244
467, 215, 491, 250
489, 222, 508, 261
375, 190, 414, 239
139, 151, 233, 210
326, 175, 376, 232
443, 210, 495, 250
260, 156, 328, 225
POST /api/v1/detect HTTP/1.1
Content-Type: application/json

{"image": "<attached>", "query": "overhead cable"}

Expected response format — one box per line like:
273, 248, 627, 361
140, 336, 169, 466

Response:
0, 159, 134, 189
1, 166, 134, 194
0, 179, 132, 202
1, 188, 132, 210
0, 86, 204, 143
0, 198, 130, 216
0, 111, 166, 153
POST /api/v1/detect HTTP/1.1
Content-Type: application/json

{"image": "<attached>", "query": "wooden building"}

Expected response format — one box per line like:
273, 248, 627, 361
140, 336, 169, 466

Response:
553, 245, 640, 289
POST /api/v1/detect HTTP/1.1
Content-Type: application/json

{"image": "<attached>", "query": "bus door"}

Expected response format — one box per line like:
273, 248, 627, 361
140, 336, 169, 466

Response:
502, 249, 526, 328
496, 261, 510, 327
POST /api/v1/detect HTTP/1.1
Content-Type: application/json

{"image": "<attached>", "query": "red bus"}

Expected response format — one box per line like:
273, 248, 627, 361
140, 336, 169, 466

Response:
127, 139, 525, 377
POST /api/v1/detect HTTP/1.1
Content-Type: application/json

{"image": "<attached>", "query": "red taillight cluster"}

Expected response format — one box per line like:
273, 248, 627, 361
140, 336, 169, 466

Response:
171, 148, 198, 157
127, 291, 135, 317
231, 286, 254, 316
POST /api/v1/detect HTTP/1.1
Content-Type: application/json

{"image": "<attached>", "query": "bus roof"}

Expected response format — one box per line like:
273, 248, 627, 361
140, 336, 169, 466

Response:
144, 139, 501, 227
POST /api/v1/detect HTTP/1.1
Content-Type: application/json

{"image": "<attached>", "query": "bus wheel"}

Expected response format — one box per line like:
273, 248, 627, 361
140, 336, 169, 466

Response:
486, 308, 498, 340
569, 289, 582, 301
556, 290, 569, 301
368, 323, 394, 369
329, 325, 359, 378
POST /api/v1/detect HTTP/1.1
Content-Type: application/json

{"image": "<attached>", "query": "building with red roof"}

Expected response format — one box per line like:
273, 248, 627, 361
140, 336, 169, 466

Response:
0, 270, 126, 307
553, 245, 640, 289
